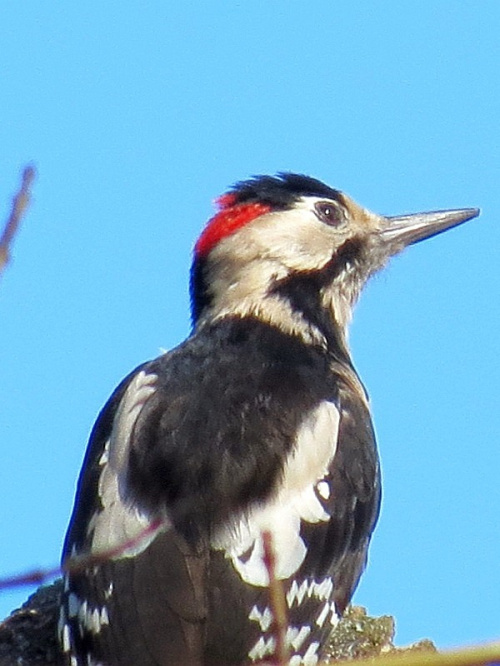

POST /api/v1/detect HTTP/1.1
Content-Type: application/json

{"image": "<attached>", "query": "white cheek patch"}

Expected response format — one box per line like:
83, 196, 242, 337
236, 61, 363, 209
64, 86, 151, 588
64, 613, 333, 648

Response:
213, 401, 339, 586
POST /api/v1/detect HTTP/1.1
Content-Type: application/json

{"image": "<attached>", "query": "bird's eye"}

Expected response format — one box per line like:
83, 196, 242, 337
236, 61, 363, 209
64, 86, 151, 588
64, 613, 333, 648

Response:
315, 201, 342, 226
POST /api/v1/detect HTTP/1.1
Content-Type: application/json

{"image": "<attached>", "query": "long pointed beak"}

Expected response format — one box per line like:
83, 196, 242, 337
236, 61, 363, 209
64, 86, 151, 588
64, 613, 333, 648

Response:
382, 207, 479, 247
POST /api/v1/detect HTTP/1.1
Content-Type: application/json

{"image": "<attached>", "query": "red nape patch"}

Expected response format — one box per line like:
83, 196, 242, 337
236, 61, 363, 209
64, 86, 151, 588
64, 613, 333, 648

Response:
194, 201, 271, 257
216, 192, 238, 210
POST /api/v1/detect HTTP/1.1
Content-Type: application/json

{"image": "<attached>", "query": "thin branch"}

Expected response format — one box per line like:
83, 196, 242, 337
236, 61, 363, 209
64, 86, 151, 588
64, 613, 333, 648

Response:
0, 519, 165, 592
63, 518, 165, 575
0, 564, 60, 592
262, 530, 289, 666
0, 165, 36, 277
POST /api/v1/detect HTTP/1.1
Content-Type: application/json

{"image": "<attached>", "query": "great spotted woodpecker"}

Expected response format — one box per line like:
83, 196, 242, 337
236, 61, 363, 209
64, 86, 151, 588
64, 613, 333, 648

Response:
58, 173, 478, 665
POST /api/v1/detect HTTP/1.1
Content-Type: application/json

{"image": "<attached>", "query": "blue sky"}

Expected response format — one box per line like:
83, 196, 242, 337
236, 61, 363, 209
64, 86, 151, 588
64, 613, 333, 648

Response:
1, 1, 499, 651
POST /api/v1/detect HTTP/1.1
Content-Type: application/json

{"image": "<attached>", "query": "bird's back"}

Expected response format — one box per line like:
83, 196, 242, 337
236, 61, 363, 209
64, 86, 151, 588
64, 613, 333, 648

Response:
59, 316, 380, 665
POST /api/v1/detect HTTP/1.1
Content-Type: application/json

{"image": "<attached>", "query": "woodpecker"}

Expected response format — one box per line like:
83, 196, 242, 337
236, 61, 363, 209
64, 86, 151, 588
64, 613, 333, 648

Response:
58, 173, 478, 666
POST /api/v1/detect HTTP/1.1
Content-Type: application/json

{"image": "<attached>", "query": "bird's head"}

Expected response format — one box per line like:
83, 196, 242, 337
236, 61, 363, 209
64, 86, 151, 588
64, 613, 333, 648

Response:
191, 173, 478, 348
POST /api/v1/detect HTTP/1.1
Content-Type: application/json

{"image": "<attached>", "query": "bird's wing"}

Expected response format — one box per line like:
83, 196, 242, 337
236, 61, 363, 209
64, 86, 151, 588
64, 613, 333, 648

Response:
300, 386, 381, 614
59, 324, 288, 666
59, 364, 209, 666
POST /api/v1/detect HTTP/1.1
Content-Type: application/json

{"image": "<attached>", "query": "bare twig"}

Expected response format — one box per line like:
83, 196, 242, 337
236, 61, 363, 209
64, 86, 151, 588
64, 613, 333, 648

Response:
63, 518, 165, 575
0, 565, 60, 592
0, 165, 36, 277
0, 519, 165, 593
262, 530, 289, 666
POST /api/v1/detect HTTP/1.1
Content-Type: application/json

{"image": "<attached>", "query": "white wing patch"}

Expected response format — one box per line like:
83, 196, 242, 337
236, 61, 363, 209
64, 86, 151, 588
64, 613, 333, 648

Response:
109, 370, 158, 473
213, 401, 339, 585
88, 370, 166, 557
